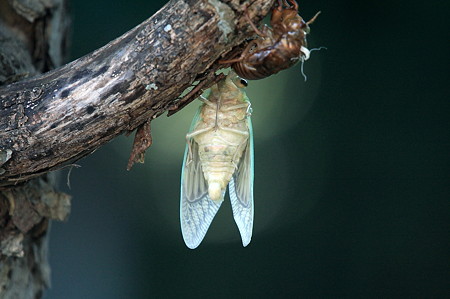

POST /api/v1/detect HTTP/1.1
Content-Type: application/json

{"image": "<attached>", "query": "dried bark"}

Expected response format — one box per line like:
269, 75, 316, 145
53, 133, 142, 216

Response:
0, 0, 71, 297
0, 0, 274, 297
0, 0, 274, 187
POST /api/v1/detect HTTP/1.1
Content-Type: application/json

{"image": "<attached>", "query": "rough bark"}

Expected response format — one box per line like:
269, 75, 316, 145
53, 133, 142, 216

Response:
0, 0, 274, 297
0, 0, 274, 187
0, 0, 71, 297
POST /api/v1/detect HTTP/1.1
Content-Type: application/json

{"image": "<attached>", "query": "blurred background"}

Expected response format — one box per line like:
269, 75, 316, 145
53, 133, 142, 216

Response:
47, 0, 449, 298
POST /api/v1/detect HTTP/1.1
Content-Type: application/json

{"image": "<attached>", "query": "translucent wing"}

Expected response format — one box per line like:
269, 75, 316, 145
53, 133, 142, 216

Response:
229, 115, 254, 247
180, 107, 223, 249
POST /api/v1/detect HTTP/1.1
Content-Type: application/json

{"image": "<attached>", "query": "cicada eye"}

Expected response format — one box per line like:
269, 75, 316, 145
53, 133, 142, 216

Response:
239, 79, 248, 87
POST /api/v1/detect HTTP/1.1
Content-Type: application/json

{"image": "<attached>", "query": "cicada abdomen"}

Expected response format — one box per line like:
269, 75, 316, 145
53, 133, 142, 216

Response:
180, 71, 254, 249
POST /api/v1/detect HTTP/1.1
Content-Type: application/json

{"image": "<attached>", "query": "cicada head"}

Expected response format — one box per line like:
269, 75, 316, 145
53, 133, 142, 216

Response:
227, 71, 248, 89
298, 11, 321, 60
216, 71, 248, 103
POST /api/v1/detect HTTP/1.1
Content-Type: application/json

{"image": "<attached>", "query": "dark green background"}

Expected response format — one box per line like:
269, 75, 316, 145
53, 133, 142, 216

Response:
47, 0, 449, 298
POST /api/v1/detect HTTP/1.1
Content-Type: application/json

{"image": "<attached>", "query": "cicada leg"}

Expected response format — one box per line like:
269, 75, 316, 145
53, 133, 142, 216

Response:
270, 5, 283, 25
185, 125, 215, 163
219, 8, 269, 65
271, 0, 290, 25
243, 11, 267, 37
198, 95, 218, 109
286, 0, 298, 10
186, 126, 214, 140
215, 102, 252, 135
220, 103, 250, 112
273, 0, 296, 12
167, 73, 225, 116
218, 126, 250, 137
219, 40, 259, 64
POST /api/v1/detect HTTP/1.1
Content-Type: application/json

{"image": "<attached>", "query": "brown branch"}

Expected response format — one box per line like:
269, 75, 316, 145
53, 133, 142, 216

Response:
0, 0, 275, 187
0, 0, 72, 296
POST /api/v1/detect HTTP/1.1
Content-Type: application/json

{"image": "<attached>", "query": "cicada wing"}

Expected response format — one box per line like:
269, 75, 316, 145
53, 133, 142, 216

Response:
229, 117, 254, 247
180, 107, 223, 249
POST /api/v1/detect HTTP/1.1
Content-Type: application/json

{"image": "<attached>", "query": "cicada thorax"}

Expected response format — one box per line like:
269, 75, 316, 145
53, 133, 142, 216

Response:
192, 87, 250, 201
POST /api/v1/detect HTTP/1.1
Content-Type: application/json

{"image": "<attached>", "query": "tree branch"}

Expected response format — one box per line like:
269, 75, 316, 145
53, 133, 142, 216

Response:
1, 0, 72, 296
0, 0, 274, 187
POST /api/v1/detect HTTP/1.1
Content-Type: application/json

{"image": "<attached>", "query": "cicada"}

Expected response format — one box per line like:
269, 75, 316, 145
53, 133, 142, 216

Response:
221, 0, 320, 80
180, 71, 254, 249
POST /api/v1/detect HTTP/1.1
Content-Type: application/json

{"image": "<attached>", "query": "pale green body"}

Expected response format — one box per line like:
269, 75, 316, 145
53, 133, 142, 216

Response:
180, 71, 254, 249
187, 78, 250, 201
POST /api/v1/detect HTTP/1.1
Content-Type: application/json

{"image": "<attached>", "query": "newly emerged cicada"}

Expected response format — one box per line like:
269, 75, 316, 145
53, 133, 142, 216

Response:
221, 0, 320, 80
180, 71, 254, 249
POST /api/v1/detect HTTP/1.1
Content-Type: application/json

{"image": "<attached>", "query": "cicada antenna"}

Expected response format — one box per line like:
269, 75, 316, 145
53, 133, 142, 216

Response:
307, 11, 321, 25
